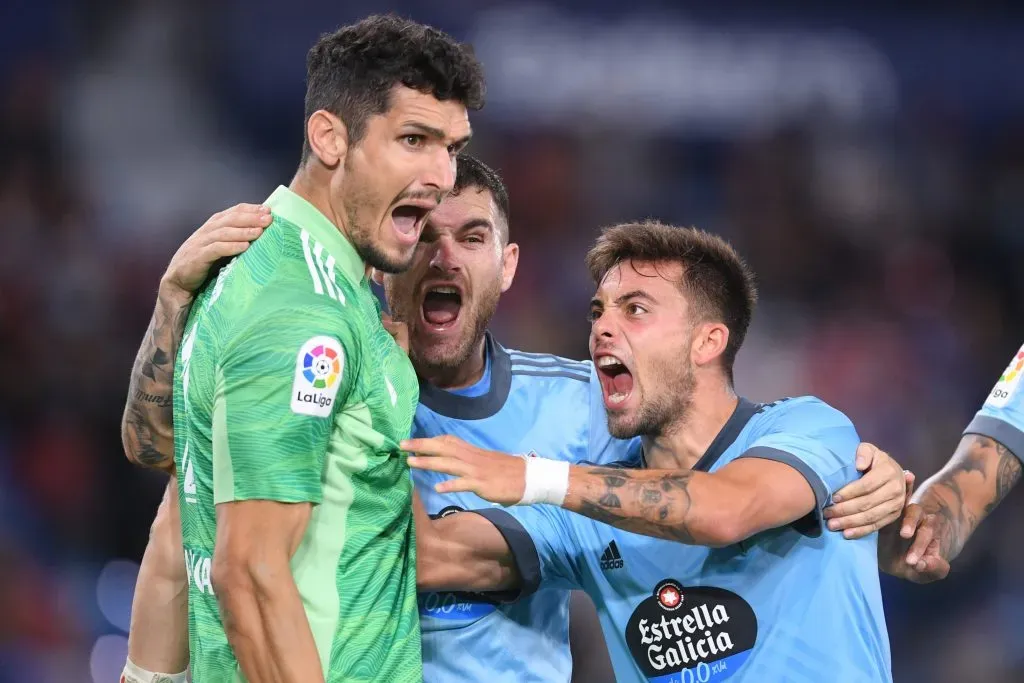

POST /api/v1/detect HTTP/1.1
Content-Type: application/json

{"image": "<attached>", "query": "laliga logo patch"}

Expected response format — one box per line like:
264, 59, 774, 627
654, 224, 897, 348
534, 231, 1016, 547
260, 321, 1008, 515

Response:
626, 579, 757, 682
291, 336, 344, 417
986, 344, 1024, 409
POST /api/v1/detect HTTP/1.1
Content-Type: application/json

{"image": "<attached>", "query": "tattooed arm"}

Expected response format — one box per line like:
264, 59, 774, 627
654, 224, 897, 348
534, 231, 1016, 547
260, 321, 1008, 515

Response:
120, 204, 270, 470
914, 434, 1021, 561
561, 458, 816, 547
404, 435, 817, 548
121, 287, 192, 470
879, 434, 1022, 582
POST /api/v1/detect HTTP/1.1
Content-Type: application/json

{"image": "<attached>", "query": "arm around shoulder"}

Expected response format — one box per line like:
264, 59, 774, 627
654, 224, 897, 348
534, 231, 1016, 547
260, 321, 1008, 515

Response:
414, 493, 522, 593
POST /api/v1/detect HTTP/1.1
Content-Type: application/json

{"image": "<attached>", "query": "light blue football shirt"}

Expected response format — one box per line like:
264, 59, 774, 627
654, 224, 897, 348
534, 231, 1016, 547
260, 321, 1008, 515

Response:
478, 397, 892, 683
964, 341, 1024, 461
414, 334, 639, 683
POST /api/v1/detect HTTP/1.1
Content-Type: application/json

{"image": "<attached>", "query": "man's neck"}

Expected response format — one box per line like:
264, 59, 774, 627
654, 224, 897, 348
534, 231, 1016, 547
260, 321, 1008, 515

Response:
641, 383, 739, 471
290, 168, 375, 277
416, 336, 489, 391
290, 167, 349, 240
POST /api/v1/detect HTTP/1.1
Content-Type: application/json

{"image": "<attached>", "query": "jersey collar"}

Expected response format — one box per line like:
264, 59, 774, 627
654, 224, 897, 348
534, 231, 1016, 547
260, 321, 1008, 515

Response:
690, 398, 760, 472
417, 333, 513, 420
265, 185, 365, 285
641, 398, 759, 472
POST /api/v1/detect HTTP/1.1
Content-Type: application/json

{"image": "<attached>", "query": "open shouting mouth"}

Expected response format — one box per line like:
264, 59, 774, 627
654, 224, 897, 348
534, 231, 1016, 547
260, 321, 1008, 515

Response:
390, 201, 435, 247
595, 352, 635, 409
420, 282, 464, 333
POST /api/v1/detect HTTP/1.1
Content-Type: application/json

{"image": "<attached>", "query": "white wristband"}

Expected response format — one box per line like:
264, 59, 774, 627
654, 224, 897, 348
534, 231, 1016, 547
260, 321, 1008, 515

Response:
122, 658, 188, 683
517, 456, 570, 506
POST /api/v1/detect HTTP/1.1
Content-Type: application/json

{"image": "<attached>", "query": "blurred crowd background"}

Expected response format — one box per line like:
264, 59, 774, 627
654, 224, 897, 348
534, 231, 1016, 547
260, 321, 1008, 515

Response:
1, 1, 1022, 681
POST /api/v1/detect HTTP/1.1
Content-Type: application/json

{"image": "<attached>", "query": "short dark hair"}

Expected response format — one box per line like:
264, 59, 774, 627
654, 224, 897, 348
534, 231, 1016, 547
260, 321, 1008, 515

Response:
302, 14, 486, 162
451, 154, 511, 243
585, 221, 758, 383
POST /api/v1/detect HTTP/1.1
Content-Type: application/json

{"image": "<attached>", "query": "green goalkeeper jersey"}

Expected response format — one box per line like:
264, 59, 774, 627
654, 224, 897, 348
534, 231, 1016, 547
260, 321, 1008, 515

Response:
173, 186, 422, 682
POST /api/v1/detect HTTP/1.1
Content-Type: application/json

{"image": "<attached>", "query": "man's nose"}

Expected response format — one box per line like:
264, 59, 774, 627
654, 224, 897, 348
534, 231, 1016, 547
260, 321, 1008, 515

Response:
421, 149, 456, 195
429, 236, 460, 271
590, 311, 618, 342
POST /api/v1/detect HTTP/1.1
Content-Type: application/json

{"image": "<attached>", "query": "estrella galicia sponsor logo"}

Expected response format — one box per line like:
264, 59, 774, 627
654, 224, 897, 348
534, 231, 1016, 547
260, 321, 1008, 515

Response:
626, 579, 757, 682
419, 505, 498, 621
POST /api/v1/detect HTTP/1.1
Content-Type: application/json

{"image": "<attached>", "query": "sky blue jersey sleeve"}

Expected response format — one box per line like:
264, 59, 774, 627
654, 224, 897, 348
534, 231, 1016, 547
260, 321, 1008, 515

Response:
964, 342, 1024, 463
736, 397, 860, 532
473, 505, 586, 595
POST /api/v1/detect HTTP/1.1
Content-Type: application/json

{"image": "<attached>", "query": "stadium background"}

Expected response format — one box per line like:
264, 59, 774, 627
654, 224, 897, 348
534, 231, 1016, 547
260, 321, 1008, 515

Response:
1, 1, 1022, 681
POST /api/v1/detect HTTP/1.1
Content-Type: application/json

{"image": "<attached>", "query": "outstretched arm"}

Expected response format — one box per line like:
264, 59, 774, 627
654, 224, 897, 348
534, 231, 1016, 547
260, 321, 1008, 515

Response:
406, 430, 908, 548
121, 204, 270, 470
405, 436, 838, 547
560, 458, 814, 547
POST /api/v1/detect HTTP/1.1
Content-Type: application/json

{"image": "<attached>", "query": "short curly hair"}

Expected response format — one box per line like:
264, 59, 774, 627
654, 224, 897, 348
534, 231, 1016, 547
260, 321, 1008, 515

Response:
302, 14, 486, 163
452, 155, 510, 243
586, 221, 758, 384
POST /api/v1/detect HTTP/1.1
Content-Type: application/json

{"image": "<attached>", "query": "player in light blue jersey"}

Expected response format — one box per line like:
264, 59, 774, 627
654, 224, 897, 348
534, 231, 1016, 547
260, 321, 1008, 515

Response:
379, 155, 623, 683
873, 342, 1024, 583
408, 221, 897, 682
409, 343, 629, 683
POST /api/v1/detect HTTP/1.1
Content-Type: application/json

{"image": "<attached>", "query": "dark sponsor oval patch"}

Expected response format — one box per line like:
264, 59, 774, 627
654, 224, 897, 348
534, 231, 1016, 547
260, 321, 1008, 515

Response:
625, 579, 757, 682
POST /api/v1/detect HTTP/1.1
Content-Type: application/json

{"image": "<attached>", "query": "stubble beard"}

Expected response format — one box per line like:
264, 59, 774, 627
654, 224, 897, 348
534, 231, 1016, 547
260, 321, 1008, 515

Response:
410, 277, 502, 380
608, 358, 697, 440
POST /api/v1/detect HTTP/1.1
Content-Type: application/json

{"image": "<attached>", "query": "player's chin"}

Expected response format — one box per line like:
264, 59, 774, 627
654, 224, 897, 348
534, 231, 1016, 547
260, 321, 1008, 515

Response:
369, 243, 418, 275
606, 411, 641, 440
415, 336, 471, 368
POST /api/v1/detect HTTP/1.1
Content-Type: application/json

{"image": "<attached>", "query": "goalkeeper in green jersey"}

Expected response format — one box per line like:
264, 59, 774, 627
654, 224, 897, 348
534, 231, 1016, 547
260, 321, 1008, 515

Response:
118, 15, 483, 683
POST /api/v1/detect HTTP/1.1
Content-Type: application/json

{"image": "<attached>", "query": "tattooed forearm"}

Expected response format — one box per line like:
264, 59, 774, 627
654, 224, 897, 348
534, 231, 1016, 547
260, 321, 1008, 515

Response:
993, 440, 1022, 508
565, 467, 701, 544
916, 434, 1022, 562
121, 288, 192, 470
134, 388, 174, 408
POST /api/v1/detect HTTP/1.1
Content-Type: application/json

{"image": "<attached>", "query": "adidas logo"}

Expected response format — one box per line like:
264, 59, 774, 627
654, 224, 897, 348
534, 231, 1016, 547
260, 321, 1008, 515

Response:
599, 540, 624, 571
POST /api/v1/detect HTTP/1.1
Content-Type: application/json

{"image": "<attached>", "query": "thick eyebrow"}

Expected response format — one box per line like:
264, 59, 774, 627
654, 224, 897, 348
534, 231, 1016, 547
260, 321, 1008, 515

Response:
457, 218, 493, 233
614, 290, 657, 306
402, 122, 473, 149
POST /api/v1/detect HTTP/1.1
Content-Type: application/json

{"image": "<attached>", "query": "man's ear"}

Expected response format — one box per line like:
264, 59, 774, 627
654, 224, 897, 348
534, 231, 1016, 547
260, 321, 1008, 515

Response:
691, 322, 730, 369
306, 110, 348, 167
500, 242, 520, 293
